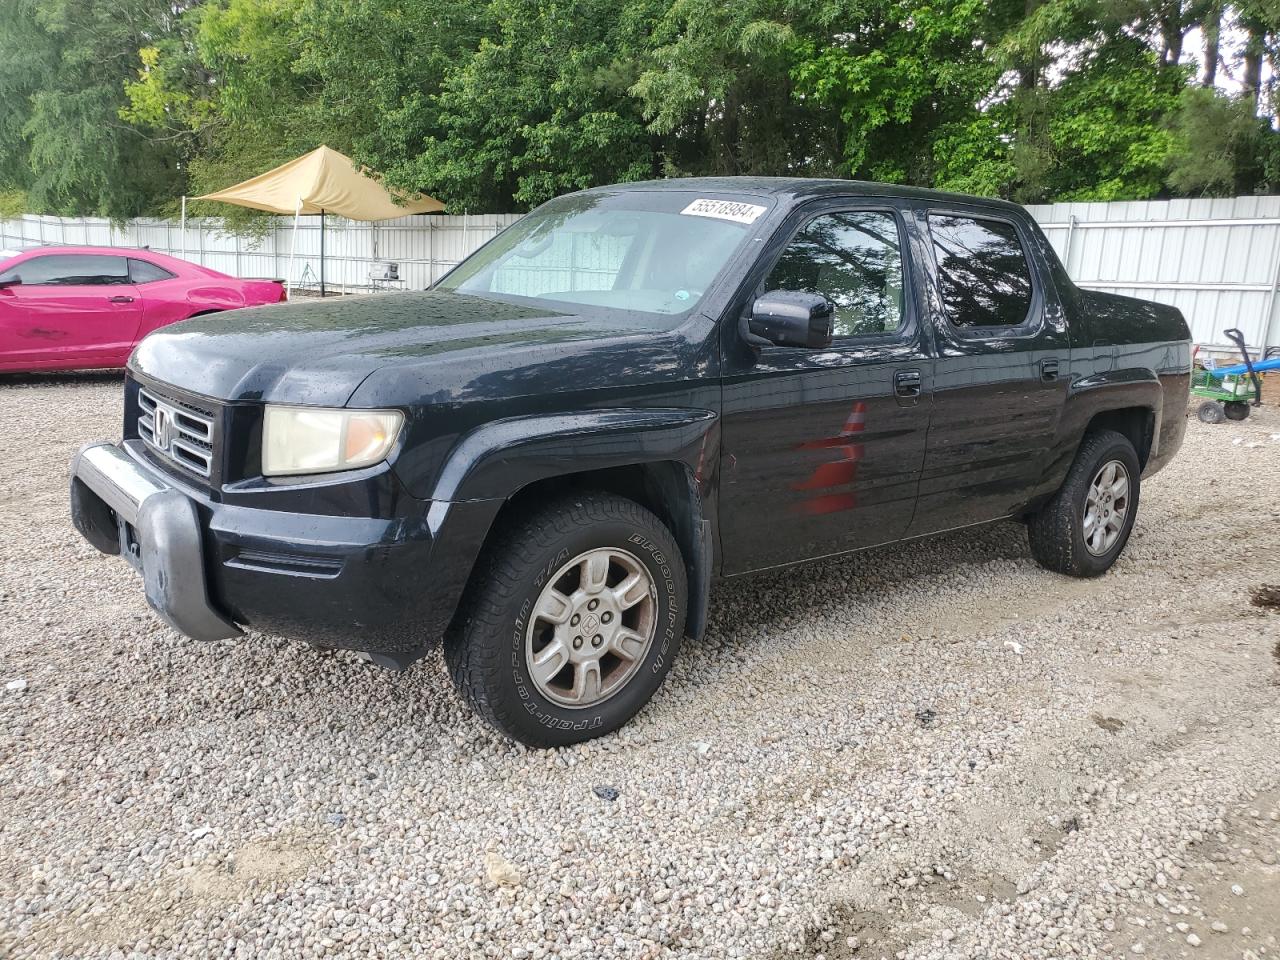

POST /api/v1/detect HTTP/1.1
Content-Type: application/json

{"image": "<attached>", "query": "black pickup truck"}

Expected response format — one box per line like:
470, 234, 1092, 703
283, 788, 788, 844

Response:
70, 178, 1191, 746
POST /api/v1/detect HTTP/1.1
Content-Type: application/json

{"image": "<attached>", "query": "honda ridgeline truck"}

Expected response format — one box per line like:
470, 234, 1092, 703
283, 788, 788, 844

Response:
70, 178, 1191, 747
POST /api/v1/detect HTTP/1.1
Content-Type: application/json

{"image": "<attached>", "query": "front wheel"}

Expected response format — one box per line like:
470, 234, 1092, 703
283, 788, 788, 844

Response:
445, 492, 686, 748
1196, 400, 1225, 424
1028, 429, 1141, 577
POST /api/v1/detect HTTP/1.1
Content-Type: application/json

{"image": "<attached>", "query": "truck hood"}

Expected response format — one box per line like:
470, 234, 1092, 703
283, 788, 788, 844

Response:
128, 290, 634, 405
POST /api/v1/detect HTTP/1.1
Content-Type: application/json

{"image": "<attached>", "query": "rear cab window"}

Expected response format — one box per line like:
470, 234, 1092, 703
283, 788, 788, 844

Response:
927, 213, 1035, 329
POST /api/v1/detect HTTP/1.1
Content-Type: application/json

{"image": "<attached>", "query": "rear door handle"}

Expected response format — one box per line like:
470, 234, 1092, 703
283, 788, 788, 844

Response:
894, 369, 922, 400
108, 295, 134, 304
1040, 358, 1060, 382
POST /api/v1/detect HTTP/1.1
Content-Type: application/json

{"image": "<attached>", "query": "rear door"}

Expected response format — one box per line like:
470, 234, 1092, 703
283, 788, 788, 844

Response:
718, 200, 934, 573
0, 254, 142, 368
905, 206, 1070, 536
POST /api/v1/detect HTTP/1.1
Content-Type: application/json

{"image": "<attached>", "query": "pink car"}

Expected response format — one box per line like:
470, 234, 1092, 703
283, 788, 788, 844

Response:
0, 246, 286, 372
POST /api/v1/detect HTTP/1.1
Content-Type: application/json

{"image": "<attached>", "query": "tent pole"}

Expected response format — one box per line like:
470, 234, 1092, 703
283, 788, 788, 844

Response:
286, 197, 301, 298
320, 208, 326, 297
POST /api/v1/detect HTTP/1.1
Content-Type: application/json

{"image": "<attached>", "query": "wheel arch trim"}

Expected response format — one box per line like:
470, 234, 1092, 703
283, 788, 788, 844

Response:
427, 407, 718, 504
1063, 368, 1164, 462
424, 408, 720, 644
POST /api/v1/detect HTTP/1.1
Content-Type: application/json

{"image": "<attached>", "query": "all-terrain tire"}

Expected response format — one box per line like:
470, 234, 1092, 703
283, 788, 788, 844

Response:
1027, 429, 1141, 578
444, 491, 686, 748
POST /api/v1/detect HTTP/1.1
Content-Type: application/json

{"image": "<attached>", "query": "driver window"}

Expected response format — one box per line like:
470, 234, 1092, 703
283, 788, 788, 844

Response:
7, 254, 131, 286
765, 211, 905, 338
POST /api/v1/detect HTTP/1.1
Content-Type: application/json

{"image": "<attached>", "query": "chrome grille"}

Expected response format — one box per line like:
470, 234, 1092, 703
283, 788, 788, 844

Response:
137, 387, 216, 478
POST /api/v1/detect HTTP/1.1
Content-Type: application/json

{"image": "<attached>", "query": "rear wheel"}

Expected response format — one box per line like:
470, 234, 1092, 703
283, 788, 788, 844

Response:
445, 491, 686, 748
1223, 400, 1251, 421
1028, 429, 1141, 577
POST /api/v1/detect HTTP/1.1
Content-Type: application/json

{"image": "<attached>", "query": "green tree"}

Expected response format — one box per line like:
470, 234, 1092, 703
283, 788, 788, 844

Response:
123, 0, 492, 211
294, 0, 491, 186
1166, 86, 1271, 195
1, 0, 187, 217
630, 0, 847, 179
406, 0, 658, 210
10, 0, 1280, 218
787, 0, 1009, 186
1029, 38, 1186, 201
123, 0, 323, 205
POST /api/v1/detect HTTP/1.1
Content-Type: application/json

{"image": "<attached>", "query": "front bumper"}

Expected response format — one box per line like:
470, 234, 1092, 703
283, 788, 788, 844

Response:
69, 441, 492, 665
71, 442, 242, 642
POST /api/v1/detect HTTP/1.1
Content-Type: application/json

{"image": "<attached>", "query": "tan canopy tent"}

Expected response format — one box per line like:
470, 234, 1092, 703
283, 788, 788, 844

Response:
196, 145, 445, 295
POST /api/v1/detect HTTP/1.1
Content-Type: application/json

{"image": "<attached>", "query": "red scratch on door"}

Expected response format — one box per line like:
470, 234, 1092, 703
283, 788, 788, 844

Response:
791, 401, 866, 515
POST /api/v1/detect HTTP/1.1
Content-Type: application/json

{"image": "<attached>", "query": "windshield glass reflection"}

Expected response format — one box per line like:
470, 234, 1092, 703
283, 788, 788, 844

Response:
438, 191, 765, 319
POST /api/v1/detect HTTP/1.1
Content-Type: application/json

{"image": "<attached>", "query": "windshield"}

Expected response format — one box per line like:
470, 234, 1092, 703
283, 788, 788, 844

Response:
437, 191, 768, 318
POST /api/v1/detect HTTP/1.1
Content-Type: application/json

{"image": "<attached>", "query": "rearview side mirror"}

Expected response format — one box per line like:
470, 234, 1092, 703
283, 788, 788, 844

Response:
748, 290, 833, 349
0, 276, 19, 290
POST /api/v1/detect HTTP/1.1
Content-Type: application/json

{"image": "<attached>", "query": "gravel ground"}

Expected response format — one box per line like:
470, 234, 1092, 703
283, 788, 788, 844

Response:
2, 373, 1279, 960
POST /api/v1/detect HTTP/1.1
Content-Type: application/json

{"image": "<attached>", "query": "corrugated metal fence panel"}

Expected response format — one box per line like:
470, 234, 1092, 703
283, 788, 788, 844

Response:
1027, 196, 1280, 352
4, 202, 1278, 350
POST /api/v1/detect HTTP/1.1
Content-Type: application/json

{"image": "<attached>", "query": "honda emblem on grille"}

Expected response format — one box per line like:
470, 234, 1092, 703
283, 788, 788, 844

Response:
152, 403, 174, 451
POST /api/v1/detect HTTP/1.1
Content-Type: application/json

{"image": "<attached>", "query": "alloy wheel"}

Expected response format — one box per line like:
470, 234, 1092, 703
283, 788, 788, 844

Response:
1083, 459, 1130, 556
524, 548, 658, 708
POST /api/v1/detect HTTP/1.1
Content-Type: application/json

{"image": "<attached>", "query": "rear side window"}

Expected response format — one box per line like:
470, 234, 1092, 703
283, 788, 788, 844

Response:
928, 214, 1033, 328
7, 254, 131, 286
129, 258, 176, 284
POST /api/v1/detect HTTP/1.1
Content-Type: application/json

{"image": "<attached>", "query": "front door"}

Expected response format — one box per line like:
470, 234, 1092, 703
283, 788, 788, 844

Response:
0, 253, 142, 369
905, 206, 1071, 535
719, 202, 934, 574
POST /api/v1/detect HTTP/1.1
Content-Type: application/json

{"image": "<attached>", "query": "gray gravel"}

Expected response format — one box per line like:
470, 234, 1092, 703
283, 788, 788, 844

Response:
2, 373, 1279, 960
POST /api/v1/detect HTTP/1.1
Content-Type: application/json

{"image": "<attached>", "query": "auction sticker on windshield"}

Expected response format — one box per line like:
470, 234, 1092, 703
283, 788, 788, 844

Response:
680, 199, 767, 225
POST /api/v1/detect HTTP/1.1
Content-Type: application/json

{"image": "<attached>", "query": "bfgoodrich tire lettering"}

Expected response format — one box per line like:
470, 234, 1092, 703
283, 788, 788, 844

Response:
445, 492, 686, 748
1028, 429, 1142, 578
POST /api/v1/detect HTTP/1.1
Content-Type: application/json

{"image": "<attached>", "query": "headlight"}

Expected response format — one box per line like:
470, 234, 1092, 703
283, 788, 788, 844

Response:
262, 406, 404, 477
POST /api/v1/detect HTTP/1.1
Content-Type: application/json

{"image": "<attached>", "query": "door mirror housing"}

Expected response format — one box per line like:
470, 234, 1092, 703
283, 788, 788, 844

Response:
748, 290, 833, 349
0, 276, 20, 290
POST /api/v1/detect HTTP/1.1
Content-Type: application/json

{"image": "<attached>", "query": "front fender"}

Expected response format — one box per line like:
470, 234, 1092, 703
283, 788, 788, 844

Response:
415, 407, 719, 644
427, 407, 718, 503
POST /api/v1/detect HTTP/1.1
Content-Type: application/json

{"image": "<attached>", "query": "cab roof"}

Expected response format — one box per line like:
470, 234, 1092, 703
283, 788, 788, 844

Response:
579, 176, 1028, 217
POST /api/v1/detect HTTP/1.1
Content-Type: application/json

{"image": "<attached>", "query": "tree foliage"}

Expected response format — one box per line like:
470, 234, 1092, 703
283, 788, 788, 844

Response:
1, 0, 188, 218
2, 0, 1280, 216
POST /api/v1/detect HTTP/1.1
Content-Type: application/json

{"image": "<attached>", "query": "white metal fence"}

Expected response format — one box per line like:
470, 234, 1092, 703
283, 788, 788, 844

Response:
0, 212, 523, 292
4, 197, 1280, 353
1027, 196, 1280, 355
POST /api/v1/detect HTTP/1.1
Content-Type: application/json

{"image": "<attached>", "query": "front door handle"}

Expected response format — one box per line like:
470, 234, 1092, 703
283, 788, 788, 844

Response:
1040, 358, 1060, 382
108, 295, 135, 304
894, 369, 922, 399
